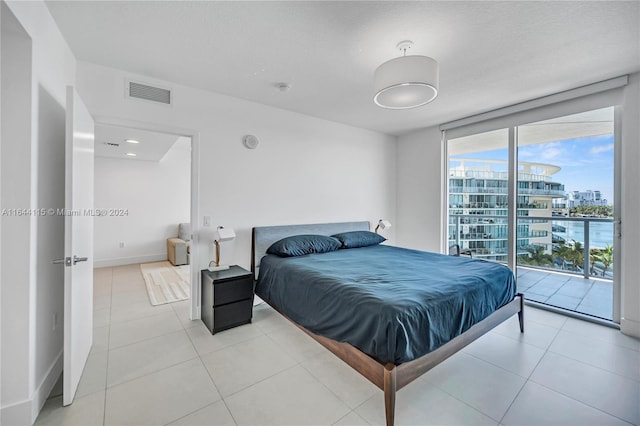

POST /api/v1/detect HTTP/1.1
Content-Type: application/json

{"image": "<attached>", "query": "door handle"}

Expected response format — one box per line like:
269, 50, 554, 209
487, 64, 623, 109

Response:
52, 257, 72, 266
73, 255, 88, 265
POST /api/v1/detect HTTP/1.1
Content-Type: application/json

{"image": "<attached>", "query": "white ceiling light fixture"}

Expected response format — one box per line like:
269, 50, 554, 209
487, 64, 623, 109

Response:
125, 139, 140, 144
125, 152, 137, 157
374, 40, 439, 110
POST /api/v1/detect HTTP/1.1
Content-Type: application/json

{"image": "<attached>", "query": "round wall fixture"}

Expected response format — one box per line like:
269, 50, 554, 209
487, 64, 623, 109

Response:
242, 134, 259, 149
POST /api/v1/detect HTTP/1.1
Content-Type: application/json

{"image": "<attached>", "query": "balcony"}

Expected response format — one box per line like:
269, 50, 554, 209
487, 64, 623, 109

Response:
517, 267, 612, 320
449, 186, 565, 197
452, 231, 548, 241
449, 213, 615, 320
517, 188, 566, 197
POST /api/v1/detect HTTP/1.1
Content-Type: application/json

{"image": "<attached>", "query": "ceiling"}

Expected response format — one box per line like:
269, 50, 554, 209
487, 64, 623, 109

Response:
449, 107, 614, 156
46, 1, 640, 136
95, 124, 185, 161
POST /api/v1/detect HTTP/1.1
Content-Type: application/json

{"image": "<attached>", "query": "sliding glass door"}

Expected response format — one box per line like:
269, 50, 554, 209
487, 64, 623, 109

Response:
516, 107, 616, 319
446, 106, 620, 321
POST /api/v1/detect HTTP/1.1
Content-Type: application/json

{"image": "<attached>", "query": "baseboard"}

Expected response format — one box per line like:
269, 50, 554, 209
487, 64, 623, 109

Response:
32, 350, 63, 424
1, 398, 32, 426
0, 350, 62, 426
94, 253, 167, 268
620, 317, 640, 338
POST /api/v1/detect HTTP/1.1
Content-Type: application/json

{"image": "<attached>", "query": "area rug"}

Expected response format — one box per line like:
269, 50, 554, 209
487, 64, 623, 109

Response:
140, 261, 190, 306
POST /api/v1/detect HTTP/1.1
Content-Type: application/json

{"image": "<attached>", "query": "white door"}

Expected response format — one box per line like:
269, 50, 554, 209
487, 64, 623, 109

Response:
62, 86, 95, 406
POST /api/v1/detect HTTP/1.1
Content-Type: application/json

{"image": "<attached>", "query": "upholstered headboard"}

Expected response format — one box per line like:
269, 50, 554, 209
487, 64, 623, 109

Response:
251, 221, 370, 279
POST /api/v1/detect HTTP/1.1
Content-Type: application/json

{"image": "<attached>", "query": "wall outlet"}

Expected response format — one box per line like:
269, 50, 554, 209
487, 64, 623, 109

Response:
52, 312, 58, 331
119, 242, 125, 248
203, 216, 211, 227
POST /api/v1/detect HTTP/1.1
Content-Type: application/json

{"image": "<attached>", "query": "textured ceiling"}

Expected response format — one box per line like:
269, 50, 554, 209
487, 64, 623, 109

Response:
46, 1, 640, 136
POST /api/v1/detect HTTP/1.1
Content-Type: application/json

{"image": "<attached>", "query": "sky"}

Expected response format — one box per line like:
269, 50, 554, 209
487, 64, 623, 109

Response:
451, 134, 615, 204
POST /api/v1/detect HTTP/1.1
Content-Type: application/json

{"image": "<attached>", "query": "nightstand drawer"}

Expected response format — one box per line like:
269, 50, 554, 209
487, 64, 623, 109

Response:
214, 275, 253, 306
213, 299, 253, 332
201, 266, 254, 334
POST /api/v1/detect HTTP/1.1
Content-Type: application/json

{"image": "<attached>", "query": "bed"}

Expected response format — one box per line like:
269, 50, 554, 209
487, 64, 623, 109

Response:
252, 221, 523, 426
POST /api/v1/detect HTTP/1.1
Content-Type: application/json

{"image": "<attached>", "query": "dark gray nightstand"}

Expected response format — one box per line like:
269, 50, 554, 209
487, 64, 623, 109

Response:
201, 266, 254, 334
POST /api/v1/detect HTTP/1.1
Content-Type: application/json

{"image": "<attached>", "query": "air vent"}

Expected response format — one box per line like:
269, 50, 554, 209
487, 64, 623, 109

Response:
103, 142, 120, 147
127, 81, 171, 105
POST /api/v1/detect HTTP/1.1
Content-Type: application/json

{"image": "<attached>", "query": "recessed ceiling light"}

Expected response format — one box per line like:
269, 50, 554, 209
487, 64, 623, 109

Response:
125, 153, 137, 157
125, 139, 140, 144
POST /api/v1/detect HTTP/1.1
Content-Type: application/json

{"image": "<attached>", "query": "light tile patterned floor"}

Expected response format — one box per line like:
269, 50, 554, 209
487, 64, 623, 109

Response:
36, 264, 639, 426
517, 267, 614, 320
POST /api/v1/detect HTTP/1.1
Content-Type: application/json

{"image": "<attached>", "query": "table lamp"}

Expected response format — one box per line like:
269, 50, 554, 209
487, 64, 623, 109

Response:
209, 226, 236, 271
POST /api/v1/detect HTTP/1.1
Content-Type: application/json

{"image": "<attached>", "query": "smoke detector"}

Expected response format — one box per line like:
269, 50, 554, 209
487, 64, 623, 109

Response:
274, 82, 292, 92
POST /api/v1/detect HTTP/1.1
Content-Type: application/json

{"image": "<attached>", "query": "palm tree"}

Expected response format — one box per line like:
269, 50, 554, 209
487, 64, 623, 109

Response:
568, 241, 584, 271
594, 244, 614, 277
527, 245, 552, 266
553, 243, 573, 270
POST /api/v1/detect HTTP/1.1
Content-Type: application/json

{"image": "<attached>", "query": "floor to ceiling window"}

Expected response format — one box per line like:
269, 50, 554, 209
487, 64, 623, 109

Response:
443, 80, 624, 323
515, 107, 615, 320
448, 129, 510, 262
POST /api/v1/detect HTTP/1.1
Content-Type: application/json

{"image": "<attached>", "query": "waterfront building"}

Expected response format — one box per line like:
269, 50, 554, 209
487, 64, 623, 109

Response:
449, 159, 565, 261
567, 189, 608, 207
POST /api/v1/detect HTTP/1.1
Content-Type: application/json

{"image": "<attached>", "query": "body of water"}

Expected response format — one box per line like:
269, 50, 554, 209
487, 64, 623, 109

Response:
554, 220, 614, 249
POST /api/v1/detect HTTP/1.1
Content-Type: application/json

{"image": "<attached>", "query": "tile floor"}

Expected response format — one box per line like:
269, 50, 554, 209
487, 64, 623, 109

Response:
36, 264, 639, 426
517, 267, 614, 320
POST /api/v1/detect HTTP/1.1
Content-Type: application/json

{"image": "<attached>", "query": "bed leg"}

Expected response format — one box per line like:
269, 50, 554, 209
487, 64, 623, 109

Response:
383, 363, 396, 426
517, 293, 524, 333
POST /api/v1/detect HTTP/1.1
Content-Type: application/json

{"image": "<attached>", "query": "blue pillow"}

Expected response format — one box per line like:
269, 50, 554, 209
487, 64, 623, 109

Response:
332, 231, 386, 248
266, 234, 341, 257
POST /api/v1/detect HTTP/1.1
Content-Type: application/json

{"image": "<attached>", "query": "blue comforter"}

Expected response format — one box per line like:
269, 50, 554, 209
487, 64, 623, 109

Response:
255, 245, 516, 364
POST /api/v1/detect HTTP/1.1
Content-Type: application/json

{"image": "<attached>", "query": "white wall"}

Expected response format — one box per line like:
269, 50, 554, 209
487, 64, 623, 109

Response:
396, 126, 442, 253
1, 1, 76, 424
1, 3, 34, 422
76, 61, 397, 272
396, 74, 640, 338
94, 138, 191, 267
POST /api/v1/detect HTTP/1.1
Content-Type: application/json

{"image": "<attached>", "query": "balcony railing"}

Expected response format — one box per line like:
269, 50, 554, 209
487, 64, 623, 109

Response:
449, 187, 566, 197
449, 203, 549, 209
450, 170, 559, 183
517, 188, 566, 197
450, 230, 548, 241
449, 214, 615, 280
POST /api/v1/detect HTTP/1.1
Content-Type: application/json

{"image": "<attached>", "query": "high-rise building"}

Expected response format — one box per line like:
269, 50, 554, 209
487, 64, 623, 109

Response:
567, 190, 608, 207
448, 159, 565, 261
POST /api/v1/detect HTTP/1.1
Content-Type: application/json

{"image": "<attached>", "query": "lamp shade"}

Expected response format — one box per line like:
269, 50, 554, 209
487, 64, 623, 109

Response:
378, 220, 392, 230
375, 219, 392, 234
374, 55, 439, 109
214, 226, 235, 242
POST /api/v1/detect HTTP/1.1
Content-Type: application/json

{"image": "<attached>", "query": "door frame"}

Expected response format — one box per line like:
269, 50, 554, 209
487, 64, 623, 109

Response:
612, 105, 622, 322
92, 115, 202, 320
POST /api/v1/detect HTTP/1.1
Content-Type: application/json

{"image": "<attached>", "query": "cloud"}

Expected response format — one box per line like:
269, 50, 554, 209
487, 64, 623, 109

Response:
590, 144, 614, 155
540, 146, 564, 161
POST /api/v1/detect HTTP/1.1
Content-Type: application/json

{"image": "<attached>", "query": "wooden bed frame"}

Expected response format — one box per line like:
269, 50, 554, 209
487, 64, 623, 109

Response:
251, 222, 524, 426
